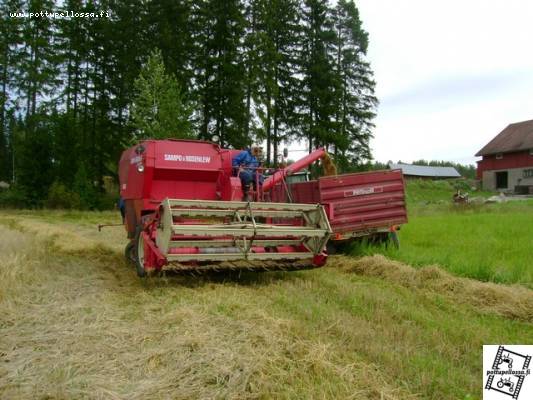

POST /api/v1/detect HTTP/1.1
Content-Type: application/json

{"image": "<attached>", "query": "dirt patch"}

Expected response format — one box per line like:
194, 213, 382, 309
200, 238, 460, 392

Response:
333, 255, 533, 322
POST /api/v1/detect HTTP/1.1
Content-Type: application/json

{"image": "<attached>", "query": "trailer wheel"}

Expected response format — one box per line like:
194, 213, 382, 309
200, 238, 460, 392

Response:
134, 227, 147, 278
124, 241, 136, 264
389, 231, 400, 249
326, 241, 338, 255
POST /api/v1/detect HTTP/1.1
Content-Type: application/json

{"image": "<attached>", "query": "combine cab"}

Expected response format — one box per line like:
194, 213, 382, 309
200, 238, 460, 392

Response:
119, 139, 332, 276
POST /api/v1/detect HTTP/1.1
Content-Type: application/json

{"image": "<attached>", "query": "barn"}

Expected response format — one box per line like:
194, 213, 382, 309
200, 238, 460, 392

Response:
476, 119, 533, 193
389, 163, 461, 179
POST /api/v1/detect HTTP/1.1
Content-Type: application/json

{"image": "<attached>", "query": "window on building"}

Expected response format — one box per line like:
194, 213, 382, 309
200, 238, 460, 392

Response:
529, 148, 533, 156
524, 169, 533, 178
496, 153, 503, 159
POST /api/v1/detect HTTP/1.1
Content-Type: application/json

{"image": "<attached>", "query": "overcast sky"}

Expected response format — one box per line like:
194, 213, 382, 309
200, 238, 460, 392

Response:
356, 0, 533, 165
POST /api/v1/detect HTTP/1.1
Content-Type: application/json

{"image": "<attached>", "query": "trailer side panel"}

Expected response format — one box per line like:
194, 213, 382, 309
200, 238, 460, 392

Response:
317, 169, 407, 238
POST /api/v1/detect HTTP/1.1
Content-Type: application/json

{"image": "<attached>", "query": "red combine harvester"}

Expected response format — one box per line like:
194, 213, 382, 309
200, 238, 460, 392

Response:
119, 139, 332, 276
119, 139, 407, 276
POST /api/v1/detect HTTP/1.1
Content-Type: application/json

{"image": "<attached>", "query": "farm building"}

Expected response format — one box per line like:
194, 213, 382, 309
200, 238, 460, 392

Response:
476, 119, 533, 193
388, 163, 461, 179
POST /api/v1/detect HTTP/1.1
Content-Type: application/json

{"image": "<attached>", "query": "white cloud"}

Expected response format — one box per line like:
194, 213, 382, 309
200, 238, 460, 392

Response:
357, 0, 533, 164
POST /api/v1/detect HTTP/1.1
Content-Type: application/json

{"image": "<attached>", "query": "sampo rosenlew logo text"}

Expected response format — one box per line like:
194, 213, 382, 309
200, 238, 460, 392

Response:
164, 154, 211, 163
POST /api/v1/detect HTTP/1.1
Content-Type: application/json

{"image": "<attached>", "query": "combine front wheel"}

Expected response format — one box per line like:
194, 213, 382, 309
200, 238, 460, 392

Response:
134, 227, 147, 278
124, 241, 136, 265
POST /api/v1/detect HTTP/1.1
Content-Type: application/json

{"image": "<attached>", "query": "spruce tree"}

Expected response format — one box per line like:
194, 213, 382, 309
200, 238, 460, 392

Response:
57, 0, 85, 116
192, 0, 247, 147
0, 0, 379, 206
332, 0, 377, 166
242, 0, 260, 143
253, 0, 301, 165
130, 50, 192, 140
19, 0, 60, 118
146, 0, 195, 98
298, 0, 340, 153
0, 0, 25, 182
14, 115, 54, 205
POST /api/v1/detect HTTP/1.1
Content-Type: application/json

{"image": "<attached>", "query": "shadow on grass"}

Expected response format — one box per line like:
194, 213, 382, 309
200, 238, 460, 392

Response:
61, 242, 306, 290
145, 267, 305, 288
0, 215, 317, 290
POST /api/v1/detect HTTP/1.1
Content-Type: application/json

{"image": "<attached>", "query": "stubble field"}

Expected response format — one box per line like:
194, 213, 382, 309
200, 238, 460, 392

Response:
0, 189, 532, 399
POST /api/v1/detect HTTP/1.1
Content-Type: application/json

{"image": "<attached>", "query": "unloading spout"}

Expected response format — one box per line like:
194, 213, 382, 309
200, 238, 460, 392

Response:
262, 148, 327, 192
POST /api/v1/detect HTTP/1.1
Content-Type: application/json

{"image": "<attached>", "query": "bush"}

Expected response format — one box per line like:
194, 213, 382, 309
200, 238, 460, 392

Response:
452, 179, 476, 192
96, 192, 118, 210
0, 181, 117, 211
0, 186, 29, 208
73, 164, 98, 210
45, 182, 81, 209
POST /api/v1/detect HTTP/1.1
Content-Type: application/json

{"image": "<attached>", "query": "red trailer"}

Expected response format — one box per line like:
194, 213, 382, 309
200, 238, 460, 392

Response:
269, 169, 407, 250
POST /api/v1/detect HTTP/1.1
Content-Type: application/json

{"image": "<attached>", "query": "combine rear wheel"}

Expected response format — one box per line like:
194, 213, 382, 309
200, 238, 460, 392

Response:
134, 227, 147, 278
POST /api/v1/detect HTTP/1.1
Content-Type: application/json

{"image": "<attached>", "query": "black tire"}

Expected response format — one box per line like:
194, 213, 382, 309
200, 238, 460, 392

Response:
326, 241, 338, 255
134, 226, 147, 278
124, 241, 136, 265
389, 231, 400, 249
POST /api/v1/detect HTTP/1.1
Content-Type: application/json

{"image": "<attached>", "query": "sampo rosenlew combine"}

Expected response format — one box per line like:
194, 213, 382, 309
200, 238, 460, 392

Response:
119, 139, 407, 277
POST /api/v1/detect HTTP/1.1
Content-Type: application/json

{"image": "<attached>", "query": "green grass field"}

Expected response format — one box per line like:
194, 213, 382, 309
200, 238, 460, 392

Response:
404, 178, 492, 206
353, 180, 533, 287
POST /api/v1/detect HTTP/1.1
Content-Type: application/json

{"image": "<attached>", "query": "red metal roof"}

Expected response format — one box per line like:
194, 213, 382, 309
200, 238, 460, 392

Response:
476, 119, 533, 156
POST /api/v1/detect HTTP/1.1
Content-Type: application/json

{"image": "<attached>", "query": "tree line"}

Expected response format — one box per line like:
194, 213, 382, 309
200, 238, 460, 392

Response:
0, 0, 377, 208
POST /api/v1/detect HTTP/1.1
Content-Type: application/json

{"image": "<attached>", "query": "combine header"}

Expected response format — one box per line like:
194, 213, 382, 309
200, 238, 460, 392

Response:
118, 140, 331, 276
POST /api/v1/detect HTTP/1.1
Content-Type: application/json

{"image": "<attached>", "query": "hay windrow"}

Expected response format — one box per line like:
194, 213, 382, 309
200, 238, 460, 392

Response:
333, 254, 533, 322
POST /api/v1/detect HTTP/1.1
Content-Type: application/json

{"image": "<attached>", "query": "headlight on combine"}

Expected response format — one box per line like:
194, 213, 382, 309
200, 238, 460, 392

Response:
137, 163, 145, 172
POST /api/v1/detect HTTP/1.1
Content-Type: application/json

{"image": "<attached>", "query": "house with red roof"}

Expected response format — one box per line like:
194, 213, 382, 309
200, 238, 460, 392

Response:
476, 119, 533, 193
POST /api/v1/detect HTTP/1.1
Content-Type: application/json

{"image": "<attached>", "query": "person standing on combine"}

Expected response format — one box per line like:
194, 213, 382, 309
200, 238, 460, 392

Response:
232, 146, 264, 201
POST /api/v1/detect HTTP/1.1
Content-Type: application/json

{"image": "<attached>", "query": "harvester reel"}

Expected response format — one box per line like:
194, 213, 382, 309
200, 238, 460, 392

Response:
148, 198, 332, 272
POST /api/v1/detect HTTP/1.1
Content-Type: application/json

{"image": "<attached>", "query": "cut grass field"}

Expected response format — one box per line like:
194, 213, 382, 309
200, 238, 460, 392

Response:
403, 179, 493, 206
0, 206, 532, 400
353, 180, 533, 287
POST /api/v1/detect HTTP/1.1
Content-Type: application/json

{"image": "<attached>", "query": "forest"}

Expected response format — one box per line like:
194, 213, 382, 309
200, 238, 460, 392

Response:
0, 0, 377, 208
